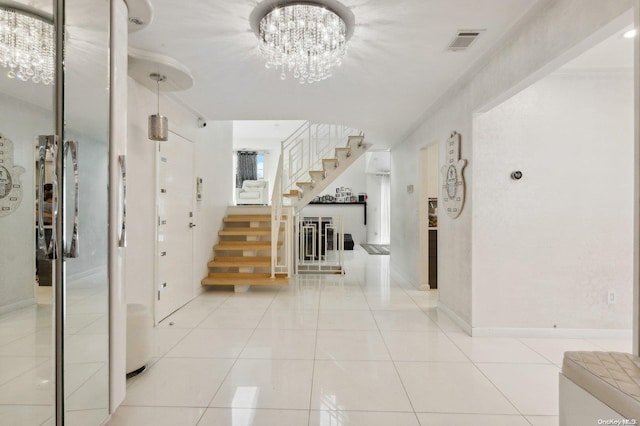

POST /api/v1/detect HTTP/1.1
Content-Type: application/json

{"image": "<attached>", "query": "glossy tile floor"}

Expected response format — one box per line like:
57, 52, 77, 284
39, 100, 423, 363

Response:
0, 275, 109, 426
109, 248, 631, 426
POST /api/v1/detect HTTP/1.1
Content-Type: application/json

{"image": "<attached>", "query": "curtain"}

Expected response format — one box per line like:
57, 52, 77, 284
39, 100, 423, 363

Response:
380, 175, 390, 244
236, 151, 257, 188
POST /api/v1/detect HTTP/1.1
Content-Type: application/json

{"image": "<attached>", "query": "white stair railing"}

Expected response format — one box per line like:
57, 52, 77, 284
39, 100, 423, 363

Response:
271, 154, 293, 278
280, 121, 361, 206
273, 121, 363, 277
296, 214, 345, 274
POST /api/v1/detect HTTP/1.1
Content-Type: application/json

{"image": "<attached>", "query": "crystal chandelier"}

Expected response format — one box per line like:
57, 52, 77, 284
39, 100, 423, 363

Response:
259, 3, 347, 84
0, 6, 54, 85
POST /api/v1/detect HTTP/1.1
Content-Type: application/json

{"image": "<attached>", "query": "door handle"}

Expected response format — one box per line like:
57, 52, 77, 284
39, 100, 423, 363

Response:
189, 223, 196, 228
64, 141, 79, 258
118, 155, 127, 248
37, 135, 55, 257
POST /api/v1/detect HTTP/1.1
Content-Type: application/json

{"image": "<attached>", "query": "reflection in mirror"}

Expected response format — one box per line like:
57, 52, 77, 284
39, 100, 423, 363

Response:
0, 0, 110, 423
63, 0, 110, 423
0, 0, 56, 422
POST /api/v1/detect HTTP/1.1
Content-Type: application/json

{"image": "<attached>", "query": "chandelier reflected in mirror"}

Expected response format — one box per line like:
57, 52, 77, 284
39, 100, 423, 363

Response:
258, 2, 348, 84
0, 5, 54, 85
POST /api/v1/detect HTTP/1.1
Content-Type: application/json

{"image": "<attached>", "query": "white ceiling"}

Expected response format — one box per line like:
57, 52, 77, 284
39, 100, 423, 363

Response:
1, 0, 633, 150
130, 0, 540, 147
233, 23, 636, 154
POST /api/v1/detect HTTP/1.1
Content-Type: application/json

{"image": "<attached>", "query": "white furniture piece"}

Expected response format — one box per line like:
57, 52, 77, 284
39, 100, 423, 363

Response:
560, 351, 640, 425
236, 180, 269, 205
126, 304, 152, 377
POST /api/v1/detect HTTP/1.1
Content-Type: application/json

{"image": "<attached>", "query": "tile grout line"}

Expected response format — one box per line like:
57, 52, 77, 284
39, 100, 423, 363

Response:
383, 272, 534, 423
307, 286, 322, 426
367, 283, 421, 420
428, 311, 535, 422
516, 337, 565, 366
198, 289, 278, 421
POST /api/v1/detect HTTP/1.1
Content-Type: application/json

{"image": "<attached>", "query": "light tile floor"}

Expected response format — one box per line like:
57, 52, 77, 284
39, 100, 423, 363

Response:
0, 274, 110, 426
108, 248, 631, 426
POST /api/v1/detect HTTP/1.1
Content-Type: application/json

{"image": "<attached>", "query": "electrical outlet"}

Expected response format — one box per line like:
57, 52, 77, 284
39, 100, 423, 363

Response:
608, 290, 616, 304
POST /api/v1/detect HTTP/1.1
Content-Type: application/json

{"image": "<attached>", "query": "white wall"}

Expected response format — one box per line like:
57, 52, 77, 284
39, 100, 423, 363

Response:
263, 149, 279, 201
317, 155, 367, 198
194, 121, 233, 290
301, 203, 367, 245
473, 70, 633, 330
366, 174, 382, 243
0, 94, 52, 310
300, 155, 367, 244
426, 147, 439, 198
126, 77, 233, 309
391, 0, 634, 329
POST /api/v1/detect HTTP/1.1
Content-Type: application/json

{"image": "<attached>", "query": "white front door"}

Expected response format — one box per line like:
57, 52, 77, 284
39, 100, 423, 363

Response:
156, 132, 195, 322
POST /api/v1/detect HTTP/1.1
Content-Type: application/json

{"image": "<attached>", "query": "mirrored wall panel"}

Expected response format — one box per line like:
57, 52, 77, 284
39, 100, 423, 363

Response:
0, 0, 110, 424
63, 0, 110, 424
0, 0, 56, 423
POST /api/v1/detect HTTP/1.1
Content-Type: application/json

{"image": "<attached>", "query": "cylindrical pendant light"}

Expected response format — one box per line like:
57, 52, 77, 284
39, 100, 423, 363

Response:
148, 73, 168, 141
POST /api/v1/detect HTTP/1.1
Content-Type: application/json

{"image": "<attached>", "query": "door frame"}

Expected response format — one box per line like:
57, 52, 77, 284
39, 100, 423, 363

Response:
419, 143, 439, 291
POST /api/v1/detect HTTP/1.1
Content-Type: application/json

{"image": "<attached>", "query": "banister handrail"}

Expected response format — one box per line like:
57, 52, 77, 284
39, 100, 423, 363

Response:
280, 122, 361, 206
271, 153, 284, 278
274, 121, 364, 278
282, 120, 310, 151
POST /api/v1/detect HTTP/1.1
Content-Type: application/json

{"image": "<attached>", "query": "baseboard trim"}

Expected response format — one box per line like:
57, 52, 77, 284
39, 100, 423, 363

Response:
437, 302, 473, 335
390, 267, 419, 290
0, 298, 36, 315
470, 326, 632, 339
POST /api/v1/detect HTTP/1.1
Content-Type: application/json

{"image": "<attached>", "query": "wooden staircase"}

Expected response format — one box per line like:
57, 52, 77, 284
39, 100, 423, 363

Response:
202, 213, 288, 288
282, 135, 370, 211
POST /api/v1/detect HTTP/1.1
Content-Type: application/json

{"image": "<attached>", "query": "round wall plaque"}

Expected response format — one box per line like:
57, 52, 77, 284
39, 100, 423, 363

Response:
0, 134, 25, 217
440, 131, 467, 219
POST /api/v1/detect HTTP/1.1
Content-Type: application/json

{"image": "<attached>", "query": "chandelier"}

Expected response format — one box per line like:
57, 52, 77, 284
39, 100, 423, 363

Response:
259, 2, 347, 84
0, 5, 54, 85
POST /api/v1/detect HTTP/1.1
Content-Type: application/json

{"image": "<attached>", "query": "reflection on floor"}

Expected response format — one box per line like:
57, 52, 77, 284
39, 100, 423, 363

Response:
0, 273, 109, 426
109, 247, 631, 426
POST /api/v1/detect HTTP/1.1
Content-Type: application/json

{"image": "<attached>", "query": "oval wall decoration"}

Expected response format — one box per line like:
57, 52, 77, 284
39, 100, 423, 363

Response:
0, 134, 25, 217
440, 131, 466, 219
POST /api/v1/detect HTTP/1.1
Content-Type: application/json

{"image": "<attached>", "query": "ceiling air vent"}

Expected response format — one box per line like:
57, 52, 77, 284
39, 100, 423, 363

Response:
448, 30, 483, 51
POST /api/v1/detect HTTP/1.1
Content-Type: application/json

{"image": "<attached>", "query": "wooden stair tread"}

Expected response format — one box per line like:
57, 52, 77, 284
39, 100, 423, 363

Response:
214, 241, 282, 251
296, 181, 313, 188
219, 228, 273, 236
202, 273, 289, 286
208, 257, 272, 267
335, 147, 351, 159
322, 158, 339, 170
223, 215, 271, 222
348, 135, 365, 146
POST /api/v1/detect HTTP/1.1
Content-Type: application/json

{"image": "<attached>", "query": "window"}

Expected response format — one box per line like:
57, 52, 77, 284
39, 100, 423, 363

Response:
256, 154, 264, 179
